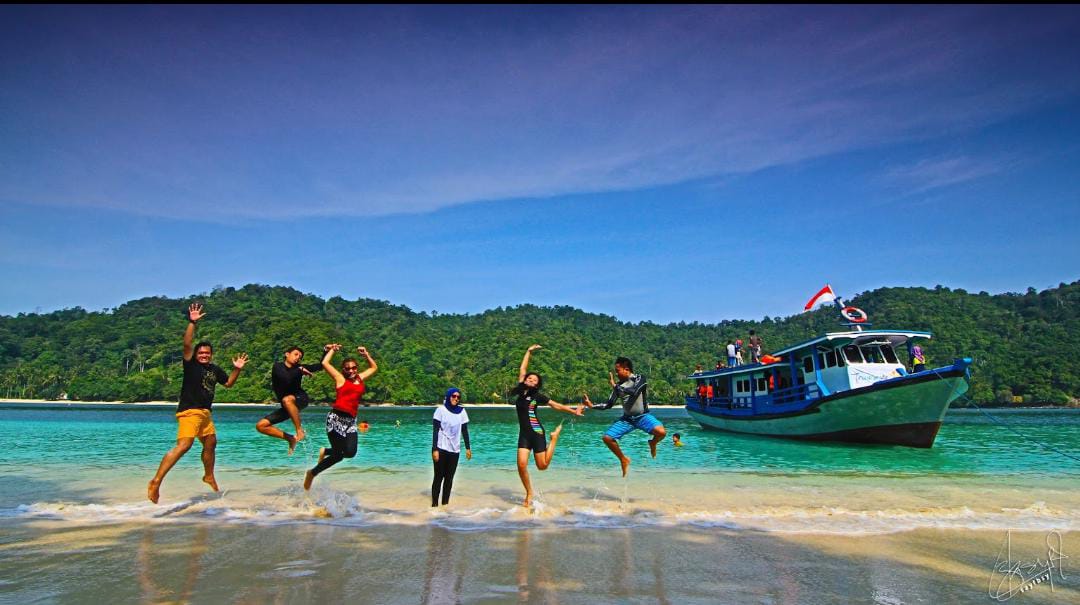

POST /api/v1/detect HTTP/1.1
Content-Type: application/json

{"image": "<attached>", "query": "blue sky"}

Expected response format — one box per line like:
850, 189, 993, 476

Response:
2, 5, 1078, 323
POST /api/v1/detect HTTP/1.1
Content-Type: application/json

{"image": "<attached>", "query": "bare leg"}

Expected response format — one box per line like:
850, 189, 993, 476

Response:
282, 396, 305, 442
648, 425, 666, 459
148, 438, 195, 503
304, 448, 326, 491
199, 434, 220, 492
255, 419, 298, 454
516, 448, 534, 507
535, 424, 563, 470
603, 435, 631, 477
256, 395, 303, 454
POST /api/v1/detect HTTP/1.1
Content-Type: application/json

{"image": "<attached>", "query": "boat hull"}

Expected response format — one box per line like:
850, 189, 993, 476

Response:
687, 370, 968, 448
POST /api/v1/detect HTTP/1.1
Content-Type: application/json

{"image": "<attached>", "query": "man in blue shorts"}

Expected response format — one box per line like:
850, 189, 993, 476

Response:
583, 356, 666, 477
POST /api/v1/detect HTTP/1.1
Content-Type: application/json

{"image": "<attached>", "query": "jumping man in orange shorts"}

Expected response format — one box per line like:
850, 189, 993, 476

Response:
148, 303, 247, 503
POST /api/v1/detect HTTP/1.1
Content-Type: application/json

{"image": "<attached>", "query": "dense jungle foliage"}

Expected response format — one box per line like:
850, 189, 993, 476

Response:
1, 282, 1077, 406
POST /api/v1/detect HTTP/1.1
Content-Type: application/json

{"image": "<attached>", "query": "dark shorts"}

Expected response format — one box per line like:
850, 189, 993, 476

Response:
263, 391, 311, 425
517, 430, 547, 453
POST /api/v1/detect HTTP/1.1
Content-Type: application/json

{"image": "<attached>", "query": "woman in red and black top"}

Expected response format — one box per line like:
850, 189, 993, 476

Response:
304, 343, 378, 490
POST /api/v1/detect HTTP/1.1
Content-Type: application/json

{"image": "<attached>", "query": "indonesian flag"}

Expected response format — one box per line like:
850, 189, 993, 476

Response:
804, 284, 836, 311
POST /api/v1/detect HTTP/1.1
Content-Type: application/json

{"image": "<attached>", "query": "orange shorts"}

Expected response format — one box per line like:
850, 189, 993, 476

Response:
176, 409, 216, 440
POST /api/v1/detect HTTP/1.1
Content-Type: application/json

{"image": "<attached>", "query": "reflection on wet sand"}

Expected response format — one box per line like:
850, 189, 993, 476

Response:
2, 521, 1076, 604
422, 527, 464, 605
137, 524, 208, 604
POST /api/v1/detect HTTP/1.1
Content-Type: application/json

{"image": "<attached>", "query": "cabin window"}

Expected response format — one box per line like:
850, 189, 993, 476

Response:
825, 350, 837, 368
718, 380, 730, 397
860, 345, 883, 364
881, 345, 899, 364
843, 345, 863, 363
803, 356, 813, 373
836, 349, 845, 367
816, 353, 824, 369
757, 378, 767, 392
741, 379, 751, 393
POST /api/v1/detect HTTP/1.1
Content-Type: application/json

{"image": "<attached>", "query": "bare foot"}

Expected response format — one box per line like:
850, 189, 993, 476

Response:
620, 456, 631, 477
649, 439, 659, 459
286, 434, 297, 455
202, 475, 220, 492
303, 470, 315, 491
523, 492, 533, 508
147, 479, 160, 504
296, 427, 306, 442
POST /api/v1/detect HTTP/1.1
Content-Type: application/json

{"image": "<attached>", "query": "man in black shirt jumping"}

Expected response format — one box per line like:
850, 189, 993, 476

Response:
148, 303, 247, 503
256, 346, 323, 454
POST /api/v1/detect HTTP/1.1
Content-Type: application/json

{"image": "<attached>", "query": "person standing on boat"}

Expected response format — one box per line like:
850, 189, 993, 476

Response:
749, 330, 763, 363
431, 388, 472, 507
303, 344, 378, 490
512, 345, 585, 508
725, 341, 737, 367
255, 346, 323, 454
908, 342, 927, 373
583, 356, 666, 477
148, 303, 248, 504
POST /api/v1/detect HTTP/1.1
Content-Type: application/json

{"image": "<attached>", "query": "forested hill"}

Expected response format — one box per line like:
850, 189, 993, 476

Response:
1, 282, 1078, 405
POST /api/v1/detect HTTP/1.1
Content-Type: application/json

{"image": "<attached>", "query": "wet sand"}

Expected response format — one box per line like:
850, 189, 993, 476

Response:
0, 519, 1073, 604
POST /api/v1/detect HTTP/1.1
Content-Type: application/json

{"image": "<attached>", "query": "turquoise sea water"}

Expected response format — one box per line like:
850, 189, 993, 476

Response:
3, 403, 1078, 533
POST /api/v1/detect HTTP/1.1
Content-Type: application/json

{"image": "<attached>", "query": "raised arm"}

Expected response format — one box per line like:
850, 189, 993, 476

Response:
356, 346, 378, 381
224, 353, 248, 387
547, 399, 585, 417
322, 344, 345, 387
182, 303, 205, 361
518, 344, 541, 382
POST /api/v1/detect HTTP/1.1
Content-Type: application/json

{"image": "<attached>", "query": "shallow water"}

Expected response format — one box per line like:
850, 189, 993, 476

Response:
2, 404, 1078, 534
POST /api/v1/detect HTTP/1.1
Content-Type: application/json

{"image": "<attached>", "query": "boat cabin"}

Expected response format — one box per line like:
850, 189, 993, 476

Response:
688, 330, 930, 414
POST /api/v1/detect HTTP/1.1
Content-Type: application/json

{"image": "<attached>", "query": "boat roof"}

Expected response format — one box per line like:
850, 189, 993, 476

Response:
689, 330, 931, 380
772, 330, 931, 357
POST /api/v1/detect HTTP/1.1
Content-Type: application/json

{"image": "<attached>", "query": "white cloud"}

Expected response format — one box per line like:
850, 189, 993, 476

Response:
2, 6, 1078, 220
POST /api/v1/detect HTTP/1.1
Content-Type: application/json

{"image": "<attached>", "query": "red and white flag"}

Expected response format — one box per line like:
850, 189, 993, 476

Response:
804, 284, 836, 311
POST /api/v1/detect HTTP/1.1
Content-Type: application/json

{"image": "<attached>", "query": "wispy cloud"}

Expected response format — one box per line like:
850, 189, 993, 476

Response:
2, 6, 1078, 221
880, 155, 1013, 193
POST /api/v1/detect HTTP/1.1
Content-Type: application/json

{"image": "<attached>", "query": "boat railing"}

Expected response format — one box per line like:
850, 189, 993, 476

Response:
686, 382, 820, 412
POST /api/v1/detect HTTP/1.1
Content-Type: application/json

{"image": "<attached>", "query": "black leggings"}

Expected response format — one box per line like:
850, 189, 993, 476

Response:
431, 449, 460, 506
311, 411, 358, 477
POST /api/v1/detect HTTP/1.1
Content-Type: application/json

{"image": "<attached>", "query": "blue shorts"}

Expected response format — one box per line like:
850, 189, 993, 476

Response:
604, 413, 663, 441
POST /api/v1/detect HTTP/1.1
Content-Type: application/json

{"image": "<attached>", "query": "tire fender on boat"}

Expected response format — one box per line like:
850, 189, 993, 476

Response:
841, 306, 868, 323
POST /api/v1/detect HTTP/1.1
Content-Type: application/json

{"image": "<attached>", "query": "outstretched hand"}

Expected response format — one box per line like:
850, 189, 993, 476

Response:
572, 405, 585, 416
188, 303, 205, 323
232, 353, 249, 370
527, 344, 542, 352
608, 372, 616, 387
582, 394, 594, 408
300, 367, 314, 376
357, 346, 369, 356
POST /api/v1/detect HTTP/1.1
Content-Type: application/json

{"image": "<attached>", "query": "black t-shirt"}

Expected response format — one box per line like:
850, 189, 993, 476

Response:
511, 383, 550, 435
178, 357, 229, 413
270, 361, 323, 401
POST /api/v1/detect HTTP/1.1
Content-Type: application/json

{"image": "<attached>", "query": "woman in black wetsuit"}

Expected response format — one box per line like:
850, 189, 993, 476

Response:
512, 345, 584, 507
